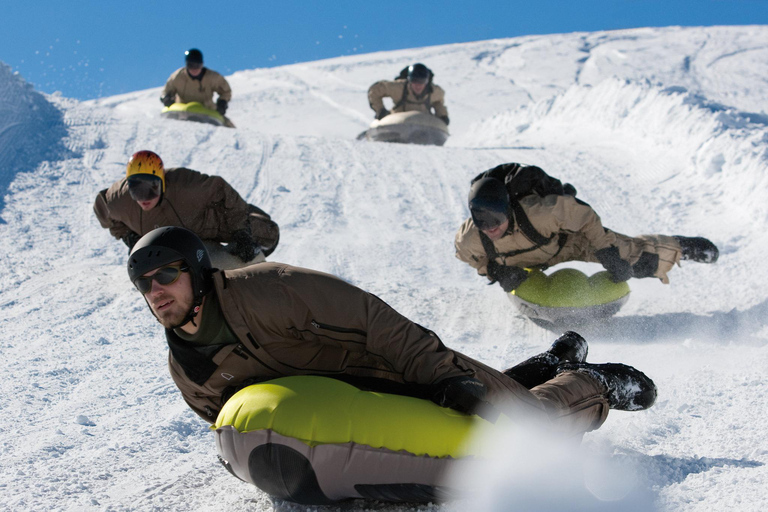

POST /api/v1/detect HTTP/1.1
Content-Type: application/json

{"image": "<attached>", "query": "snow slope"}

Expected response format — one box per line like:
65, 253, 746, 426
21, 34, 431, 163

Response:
1, 25, 767, 511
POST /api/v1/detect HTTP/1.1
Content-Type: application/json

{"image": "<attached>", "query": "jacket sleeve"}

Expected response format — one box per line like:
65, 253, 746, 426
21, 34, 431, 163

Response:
540, 195, 616, 250
454, 218, 491, 277
368, 80, 402, 114
161, 70, 179, 99
431, 85, 449, 118
93, 188, 130, 240
167, 353, 220, 423
213, 73, 232, 102
176, 169, 252, 241
255, 266, 475, 386
210, 176, 251, 239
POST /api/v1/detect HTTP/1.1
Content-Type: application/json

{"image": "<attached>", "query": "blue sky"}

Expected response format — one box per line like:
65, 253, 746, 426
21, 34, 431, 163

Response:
2, 0, 766, 100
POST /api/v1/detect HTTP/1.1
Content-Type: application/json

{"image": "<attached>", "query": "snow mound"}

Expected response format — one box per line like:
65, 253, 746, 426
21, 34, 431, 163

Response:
464, 77, 768, 229
0, 62, 70, 216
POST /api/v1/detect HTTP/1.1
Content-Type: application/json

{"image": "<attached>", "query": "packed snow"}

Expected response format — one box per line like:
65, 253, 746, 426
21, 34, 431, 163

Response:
1, 25, 767, 511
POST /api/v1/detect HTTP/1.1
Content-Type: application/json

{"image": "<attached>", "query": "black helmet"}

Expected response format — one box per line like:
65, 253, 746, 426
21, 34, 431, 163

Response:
185, 48, 204, 65
128, 227, 214, 311
468, 178, 510, 230
407, 63, 431, 84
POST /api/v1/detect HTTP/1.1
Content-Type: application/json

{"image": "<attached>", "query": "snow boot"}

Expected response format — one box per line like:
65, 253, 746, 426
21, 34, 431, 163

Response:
674, 236, 719, 263
556, 362, 657, 411
503, 331, 588, 389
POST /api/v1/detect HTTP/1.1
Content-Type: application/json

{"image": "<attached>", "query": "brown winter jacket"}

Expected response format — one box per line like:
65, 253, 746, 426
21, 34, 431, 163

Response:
164, 263, 610, 436
368, 79, 448, 118
162, 67, 232, 110
455, 194, 682, 283
166, 263, 476, 422
93, 167, 277, 250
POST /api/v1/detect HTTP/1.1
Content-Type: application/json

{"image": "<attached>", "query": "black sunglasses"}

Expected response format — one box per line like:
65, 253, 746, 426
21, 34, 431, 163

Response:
134, 264, 189, 294
127, 174, 162, 202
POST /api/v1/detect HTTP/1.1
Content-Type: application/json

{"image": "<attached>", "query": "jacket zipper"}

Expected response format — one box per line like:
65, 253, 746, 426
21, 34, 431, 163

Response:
235, 343, 258, 359
311, 320, 367, 337
233, 345, 249, 359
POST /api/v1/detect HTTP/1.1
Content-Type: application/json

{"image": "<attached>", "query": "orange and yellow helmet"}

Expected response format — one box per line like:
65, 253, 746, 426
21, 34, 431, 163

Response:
126, 150, 165, 192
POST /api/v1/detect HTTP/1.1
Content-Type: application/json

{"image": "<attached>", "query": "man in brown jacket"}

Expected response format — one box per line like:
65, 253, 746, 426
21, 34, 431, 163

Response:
161, 48, 232, 117
455, 163, 719, 292
127, 226, 658, 436
94, 150, 278, 270
368, 63, 449, 125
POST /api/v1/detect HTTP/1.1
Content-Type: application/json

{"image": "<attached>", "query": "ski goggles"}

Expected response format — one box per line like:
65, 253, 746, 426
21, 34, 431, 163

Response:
134, 264, 189, 294
127, 174, 162, 202
470, 207, 507, 231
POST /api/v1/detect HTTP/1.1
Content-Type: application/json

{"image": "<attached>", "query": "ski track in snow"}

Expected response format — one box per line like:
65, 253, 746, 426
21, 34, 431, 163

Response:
1, 25, 767, 511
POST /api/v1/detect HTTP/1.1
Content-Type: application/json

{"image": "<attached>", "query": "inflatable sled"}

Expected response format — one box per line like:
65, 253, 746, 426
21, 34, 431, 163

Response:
508, 269, 630, 328
357, 111, 449, 146
161, 102, 234, 128
214, 376, 506, 505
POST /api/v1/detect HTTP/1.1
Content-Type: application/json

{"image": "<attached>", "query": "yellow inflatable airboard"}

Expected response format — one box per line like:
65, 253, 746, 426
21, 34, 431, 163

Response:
509, 269, 630, 326
161, 102, 225, 126
213, 376, 506, 504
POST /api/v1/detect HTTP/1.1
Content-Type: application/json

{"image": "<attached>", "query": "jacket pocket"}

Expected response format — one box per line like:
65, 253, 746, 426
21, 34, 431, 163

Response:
310, 320, 367, 338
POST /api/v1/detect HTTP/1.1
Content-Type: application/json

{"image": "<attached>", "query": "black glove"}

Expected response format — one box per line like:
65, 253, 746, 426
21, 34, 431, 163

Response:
431, 376, 499, 422
594, 246, 632, 283
486, 262, 528, 292
376, 108, 390, 120
121, 231, 141, 252
161, 94, 175, 107
229, 230, 256, 262
216, 98, 228, 115
439, 115, 450, 126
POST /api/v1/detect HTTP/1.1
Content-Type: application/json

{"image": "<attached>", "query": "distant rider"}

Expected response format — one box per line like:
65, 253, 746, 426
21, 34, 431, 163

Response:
160, 48, 232, 118
455, 162, 720, 292
93, 150, 278, 270
368, 63, 449, 125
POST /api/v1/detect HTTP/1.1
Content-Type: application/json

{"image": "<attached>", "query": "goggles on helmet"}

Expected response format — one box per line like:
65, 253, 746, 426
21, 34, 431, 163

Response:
134, 264, 189, 294
127, 174, 162, 202
471, 207, 507, 231
186, 62, 203, 70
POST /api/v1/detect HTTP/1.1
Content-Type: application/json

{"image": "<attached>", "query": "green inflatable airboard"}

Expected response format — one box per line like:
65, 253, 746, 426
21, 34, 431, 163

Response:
214, 376, 506, 459
161, 102, 225, 124
512, 268, 630, 307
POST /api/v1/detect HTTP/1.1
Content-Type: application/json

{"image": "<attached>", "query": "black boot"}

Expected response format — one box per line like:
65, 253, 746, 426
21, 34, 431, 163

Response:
674, 236, 719, 263
504, 332, 588, 389
556, 362, 657, 411
548, 331, 588, 363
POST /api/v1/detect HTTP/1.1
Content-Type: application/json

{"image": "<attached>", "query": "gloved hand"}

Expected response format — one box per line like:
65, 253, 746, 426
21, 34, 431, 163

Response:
216, 98, 228, 115
486, 262, 528, 292
229, 230, 256, 262
376, 108, 390, 120
431, 376, 499, 422
439, 115, 450, 126
121, 231, 142, 252
160, 94, 175, 107
594, 246, 632, 282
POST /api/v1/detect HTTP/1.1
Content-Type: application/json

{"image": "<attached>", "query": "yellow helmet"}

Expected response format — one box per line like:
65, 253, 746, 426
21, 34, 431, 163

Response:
126, 150, 165, 192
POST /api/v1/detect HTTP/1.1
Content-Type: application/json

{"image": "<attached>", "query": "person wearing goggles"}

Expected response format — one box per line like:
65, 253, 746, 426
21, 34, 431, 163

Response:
367, 63, 450, 125
127, 226, 658, 438
455, 163, 720, 293
127, 174, 163, 209
160, 48, 231, 117
93, 150, 280, 270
